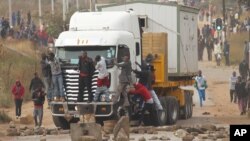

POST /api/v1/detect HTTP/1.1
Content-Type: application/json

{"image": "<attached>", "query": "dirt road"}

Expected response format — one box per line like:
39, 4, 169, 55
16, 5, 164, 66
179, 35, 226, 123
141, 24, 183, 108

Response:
1, 57, 250, 140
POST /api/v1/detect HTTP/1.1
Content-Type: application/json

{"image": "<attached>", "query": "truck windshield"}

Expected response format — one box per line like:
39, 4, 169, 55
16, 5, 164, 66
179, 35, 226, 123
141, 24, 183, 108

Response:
56, 46, 116, 68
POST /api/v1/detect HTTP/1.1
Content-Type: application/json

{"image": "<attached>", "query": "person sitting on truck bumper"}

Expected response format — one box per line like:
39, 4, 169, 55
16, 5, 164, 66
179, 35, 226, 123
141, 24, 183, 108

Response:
93, 55, 110, 102
128, 82, 154, 126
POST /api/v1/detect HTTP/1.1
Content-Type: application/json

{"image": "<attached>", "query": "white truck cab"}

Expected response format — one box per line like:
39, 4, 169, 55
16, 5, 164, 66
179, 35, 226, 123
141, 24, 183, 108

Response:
51, 11, 142, 128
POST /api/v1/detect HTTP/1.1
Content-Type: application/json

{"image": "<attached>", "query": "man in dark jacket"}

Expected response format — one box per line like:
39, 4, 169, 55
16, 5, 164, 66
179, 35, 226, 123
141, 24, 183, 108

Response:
32, 87, 45, 127
78, 51, 95, 102
239, 60, 249, 81
235, 76, 248, 115
29, 72, 45, 95
40, 53, 53, 106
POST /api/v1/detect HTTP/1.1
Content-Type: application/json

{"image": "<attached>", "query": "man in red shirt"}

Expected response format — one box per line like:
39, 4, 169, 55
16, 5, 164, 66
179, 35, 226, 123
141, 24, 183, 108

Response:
128, 82, 154, 125
11, 80, 25, 119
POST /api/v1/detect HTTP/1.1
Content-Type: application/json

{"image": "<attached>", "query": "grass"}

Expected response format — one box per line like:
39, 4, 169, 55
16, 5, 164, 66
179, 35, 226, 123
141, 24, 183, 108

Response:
0, 110, 12, 123
0, 39, 40, 108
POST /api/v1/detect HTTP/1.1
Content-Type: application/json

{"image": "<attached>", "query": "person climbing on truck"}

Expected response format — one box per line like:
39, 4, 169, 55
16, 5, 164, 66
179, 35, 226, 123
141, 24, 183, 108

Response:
115, 55, 132, 112
134, 60, 163, 110
78, 51, 95, 102
128, 82, 154, 126
93, 55, 110, 102
48, 52, 65, 102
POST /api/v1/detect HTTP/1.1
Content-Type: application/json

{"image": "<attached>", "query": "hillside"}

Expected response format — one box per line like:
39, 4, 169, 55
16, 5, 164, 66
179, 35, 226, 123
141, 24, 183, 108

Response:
0, 39, 41, 108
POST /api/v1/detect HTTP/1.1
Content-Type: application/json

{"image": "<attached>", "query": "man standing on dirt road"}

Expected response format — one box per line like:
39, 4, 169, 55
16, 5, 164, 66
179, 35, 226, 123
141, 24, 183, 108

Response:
235, 76, 248, 115
194, 70, 207, 107
229, 71, 238, 103
239, 59, 249, 81
29, 73, 45, 97
11, 80, 25, 119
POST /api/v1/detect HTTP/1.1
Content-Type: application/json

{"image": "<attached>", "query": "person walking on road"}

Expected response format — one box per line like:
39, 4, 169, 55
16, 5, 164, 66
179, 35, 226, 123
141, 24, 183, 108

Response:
206, 37, 214, 61
11, 80, 25, 119
198, 35, 205, 61
194, 70, 207, 107
245, 77, 250, 112
235, 76, 248, 115
214, 40, 222, 66
32, 87, 45, 127
29, 72, 45, 97
78, 51, 95, 102
239, 59, 249, 81
223, 40, 230, 66
229, 71, 238, 103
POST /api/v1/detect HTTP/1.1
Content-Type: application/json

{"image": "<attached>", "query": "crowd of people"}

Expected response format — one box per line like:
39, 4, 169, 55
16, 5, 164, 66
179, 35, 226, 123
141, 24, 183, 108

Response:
0, 11, 52, 48
11, 50, 165, 127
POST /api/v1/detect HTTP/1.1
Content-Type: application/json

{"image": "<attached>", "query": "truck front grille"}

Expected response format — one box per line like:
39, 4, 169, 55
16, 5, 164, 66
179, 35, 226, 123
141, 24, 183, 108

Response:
62, 66, 98, 102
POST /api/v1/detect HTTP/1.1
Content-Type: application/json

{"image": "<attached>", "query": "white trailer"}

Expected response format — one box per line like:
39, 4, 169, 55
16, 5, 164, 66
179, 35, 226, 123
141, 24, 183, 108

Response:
99, 1, 199, 77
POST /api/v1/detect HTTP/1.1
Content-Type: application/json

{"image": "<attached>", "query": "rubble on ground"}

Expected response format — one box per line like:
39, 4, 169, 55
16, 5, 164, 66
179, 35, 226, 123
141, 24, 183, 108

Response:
5, 119, 230, 141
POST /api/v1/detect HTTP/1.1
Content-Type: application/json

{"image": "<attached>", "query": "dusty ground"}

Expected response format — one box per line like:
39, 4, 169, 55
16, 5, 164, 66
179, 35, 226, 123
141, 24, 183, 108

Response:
1, 52, 250, 140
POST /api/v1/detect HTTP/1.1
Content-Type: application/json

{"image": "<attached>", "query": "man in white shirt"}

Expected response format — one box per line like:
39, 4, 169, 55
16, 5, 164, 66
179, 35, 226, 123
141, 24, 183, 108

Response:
229, 71, 237, 103
93, 55, 109, 102
194, 70, 207, 107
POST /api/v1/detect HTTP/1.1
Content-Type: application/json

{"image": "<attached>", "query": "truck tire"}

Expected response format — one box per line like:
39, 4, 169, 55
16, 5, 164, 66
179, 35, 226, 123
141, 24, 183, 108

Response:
180, 92, 190, 119
166, 96, 179, 125
156, 97, 167, 126
52, 116, 70, 129
187, 93, 193, 118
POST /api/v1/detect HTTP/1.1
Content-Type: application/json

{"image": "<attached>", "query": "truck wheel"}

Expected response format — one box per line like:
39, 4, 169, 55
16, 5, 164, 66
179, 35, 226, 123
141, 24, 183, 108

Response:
166, 96, 179, 125
155, 97, 167, 126
180, 92, 190, 119
187, 93, 193, 118
52, 116, 70, 129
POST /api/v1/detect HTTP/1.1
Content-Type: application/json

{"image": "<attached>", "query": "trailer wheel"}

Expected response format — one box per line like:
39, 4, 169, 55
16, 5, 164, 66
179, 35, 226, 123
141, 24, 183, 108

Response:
166, 96, 179, 125
187, 93, 193, 118
180, 92, 190, 119
156, 97, 167, 126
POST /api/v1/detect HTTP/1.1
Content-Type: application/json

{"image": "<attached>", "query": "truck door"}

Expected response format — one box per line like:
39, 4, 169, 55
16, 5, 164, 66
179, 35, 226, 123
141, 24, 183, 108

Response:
117, 45, 130, 63
117, 44, 136, 83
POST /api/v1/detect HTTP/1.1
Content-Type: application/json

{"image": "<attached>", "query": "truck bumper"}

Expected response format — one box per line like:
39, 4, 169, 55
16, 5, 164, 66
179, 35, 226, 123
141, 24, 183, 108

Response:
50, 102, 115, 117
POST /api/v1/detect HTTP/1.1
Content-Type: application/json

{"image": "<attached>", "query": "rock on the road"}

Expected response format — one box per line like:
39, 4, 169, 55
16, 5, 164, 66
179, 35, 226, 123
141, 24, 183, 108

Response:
138, 137, 146, 141
174, 129, 188, 138
182, 135, 194, 141
200, 124, 217, 131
